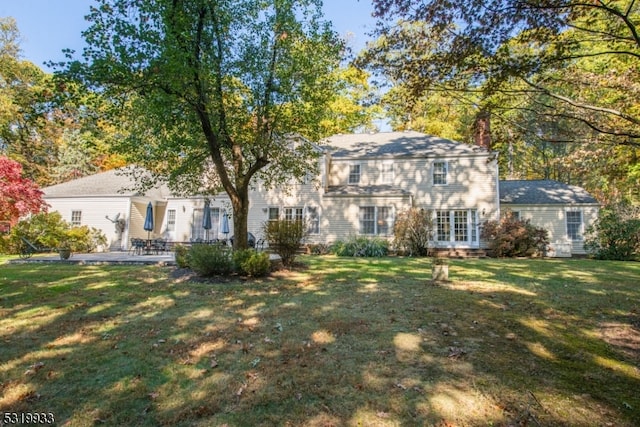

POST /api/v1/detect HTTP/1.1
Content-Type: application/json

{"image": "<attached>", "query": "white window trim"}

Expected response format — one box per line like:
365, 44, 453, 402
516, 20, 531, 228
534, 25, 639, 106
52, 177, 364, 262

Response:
432, 160, 448, 186
348, 162, 361, 185
433, 209, 479, 247
566, 209, 584, 241
380, 160, 394, 184
306, 206, 320, 235
359, 205, 395, 236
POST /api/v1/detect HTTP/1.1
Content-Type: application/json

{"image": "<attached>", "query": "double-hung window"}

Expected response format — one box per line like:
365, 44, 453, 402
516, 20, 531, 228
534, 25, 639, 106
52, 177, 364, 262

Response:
268, 207, 280, 222
349, 163, 361, 184
380, 161, 394, 184
71, 210, 82, 226
167, 209, 176, 231
566, 211, 583, 241
306, 207, 320, 235
433, 161, 447, 185
359, 206, 393, 235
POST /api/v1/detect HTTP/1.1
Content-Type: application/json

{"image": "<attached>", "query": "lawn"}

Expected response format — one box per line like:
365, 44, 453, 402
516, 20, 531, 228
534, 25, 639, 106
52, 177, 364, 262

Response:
1, 256, 639, 426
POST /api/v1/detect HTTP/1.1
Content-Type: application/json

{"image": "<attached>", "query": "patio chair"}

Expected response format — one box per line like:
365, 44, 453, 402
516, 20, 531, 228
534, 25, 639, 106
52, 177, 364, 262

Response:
129, 238, 145, 255
152, 239, 168, 254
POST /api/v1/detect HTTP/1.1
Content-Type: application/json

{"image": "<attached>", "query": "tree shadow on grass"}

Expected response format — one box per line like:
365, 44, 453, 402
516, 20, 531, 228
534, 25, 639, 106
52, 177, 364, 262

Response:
1, 257, 639, 426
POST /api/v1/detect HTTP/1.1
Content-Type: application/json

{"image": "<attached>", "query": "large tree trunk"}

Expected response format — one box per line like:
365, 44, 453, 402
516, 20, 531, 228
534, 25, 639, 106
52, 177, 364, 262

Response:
230, 185, 250, 250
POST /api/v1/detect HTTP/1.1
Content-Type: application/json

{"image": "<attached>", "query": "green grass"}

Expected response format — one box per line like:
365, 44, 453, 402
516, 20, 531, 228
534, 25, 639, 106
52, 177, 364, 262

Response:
1, 256, 639, 426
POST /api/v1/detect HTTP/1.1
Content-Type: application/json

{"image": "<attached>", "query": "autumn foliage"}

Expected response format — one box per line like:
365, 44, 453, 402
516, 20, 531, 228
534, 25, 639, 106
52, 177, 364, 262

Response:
481, 212, 549, 258
0, 156, 46, 225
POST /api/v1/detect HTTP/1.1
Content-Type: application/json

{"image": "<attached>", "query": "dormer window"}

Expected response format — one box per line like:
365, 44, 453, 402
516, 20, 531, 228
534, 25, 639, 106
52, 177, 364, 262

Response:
349, 163, 361, 184
433, 161, 447, 185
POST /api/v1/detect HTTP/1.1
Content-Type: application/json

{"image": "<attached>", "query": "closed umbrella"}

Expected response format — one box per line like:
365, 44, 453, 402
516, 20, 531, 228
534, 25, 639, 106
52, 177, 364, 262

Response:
143, 202, 154, 241
221, 212, 230, 240
202, 201, 212, 241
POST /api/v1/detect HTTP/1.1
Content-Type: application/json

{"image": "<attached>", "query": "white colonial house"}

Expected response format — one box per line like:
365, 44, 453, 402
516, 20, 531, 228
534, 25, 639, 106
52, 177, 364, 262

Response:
42, 131, 598, 256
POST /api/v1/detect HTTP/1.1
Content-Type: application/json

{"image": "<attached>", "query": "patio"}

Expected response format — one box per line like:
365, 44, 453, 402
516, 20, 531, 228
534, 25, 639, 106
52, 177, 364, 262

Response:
8, 251, 176, 266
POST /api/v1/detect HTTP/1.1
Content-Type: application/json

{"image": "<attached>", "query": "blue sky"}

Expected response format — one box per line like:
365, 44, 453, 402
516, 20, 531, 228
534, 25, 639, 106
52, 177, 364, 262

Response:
0, 0, 377, 72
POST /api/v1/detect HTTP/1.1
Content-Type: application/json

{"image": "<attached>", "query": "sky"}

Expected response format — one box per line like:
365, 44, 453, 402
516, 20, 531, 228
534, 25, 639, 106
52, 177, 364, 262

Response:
0, 0, 378, 72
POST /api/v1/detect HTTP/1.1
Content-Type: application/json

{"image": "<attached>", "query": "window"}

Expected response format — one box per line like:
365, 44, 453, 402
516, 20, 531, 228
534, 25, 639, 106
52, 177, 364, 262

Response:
306, 207, 320, 234
284, 207, 304, 221
436, 210, 450, 241
380, 161, 394, 184
359, 207, 376, 235
191, 208, 221, 240
359, 206, 393, 235
433, 161, 447, 185
567, 211, 583, 241
268, 207, 280, 221
349, 163, 361, 184
436, 209, 478, 244
377, 206, 392, 235
192, 209, 205, 241
167, 210, 176, 231
454, 210, 468, 242
71, 211, 82, 226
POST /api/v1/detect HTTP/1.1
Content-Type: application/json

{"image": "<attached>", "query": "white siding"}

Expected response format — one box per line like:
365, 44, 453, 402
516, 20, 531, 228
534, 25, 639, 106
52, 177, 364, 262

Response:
505, 204, 599, 256
44, 197, 132, 251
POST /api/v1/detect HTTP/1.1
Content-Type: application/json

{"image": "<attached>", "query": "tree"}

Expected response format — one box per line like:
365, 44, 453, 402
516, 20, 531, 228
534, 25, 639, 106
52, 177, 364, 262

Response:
584, 203, 640, 260
367, 0, 640, 146
0, 156, 46, 225
59, 0, 347, 249
0, 17, 63, 185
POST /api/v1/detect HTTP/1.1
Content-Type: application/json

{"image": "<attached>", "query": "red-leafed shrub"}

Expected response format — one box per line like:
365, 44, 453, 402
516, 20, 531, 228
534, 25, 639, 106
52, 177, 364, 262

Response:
481, 213, 549, 257
0, 156, 46, 225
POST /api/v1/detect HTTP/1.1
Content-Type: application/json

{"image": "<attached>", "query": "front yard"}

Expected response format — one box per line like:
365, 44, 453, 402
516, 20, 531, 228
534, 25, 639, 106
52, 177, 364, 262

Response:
1, 256, 638, 426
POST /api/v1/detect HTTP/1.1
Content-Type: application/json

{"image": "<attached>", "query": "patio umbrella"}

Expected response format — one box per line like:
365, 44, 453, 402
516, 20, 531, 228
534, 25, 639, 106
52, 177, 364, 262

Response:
221, 212, 230, 239
202, 201, 212, 241
143, 202, 154, 240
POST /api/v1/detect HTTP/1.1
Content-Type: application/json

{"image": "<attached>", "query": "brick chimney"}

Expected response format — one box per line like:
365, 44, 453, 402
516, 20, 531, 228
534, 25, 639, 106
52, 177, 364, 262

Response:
474, 111, 491, 150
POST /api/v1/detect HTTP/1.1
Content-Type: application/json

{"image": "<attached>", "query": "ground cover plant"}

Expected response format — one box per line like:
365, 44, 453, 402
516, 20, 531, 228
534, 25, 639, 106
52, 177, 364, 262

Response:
1, 257, 639, 426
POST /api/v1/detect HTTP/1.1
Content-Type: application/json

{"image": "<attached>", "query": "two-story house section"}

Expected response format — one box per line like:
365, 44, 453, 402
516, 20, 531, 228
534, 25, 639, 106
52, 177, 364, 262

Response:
319, 131, 500, 250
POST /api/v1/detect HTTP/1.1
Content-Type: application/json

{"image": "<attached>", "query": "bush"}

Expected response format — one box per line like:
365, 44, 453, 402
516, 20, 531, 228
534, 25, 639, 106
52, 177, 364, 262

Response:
233, 249, 254, 273
2, 212, 107, 254
263, 219, 307, 267
331, 235, 389, 257
174, 244, 190, 268
307, 243, 331, 255
393, 208, 434, 256
240, 251, 271, 277
188, 244, 233, 276
584, 204, 640, 260
481, 213, 549, 257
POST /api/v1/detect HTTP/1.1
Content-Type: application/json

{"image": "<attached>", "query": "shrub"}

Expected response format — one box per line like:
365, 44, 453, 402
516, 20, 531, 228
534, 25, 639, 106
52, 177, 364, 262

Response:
584, 204, 640, 260
393, 208, 434, 256
233, 249, 254, 273
481, 213, 549, 257
240, 252, 271, 277
263, 219, 307, 267
307, 243, 331, 255
2, 212, 106, 254
188, 244, 233, 276
331, 235, 389, 257
174, 244, 190, 268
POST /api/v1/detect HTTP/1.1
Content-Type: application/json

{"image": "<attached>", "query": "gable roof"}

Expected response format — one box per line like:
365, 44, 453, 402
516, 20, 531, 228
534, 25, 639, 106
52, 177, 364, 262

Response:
323, 131, 489, 159
43, 167, 168, 199
499, 180, 598, 205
